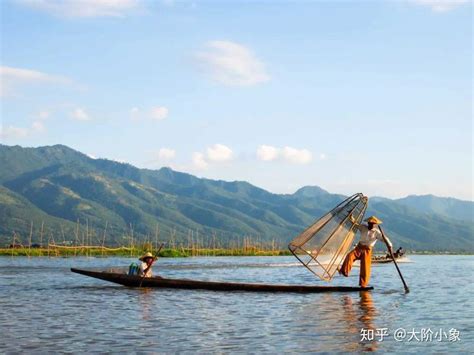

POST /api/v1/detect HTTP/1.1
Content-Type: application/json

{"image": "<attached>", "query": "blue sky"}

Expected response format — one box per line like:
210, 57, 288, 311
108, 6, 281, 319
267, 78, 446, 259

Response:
1, 0, 472, 200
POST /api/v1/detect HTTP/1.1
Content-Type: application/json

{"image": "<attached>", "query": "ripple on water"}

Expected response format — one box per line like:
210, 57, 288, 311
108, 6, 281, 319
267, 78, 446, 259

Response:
0, 255, 472, 352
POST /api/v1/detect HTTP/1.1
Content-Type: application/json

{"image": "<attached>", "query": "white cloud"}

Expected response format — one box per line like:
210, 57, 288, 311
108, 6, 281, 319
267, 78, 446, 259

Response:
206, 144, 233, 162
144, 148, 177, 167
129, 106, 169, 122
0, 66, 69, 83
110, 157, 128, 164
130, 106, 169, 121
192, 152, 208, 170
256, 145, 314, 164
0, 118, 48, 139
31, 121, 46, 132
196, 40, 270, 86
411, 0, 469, 12
257, 145, 280, 161
71, 108, 91, 121
157, 148, 176, 160
319, 153, 327, 160
37, 110, 51, 120
150, 106, 169, 121
0, 65, 72, 97
190, 144, 233, 170
282, 146, 312, 164
0, 125, 29, 139
17, 0, 140, 18
130, 107, 140, 121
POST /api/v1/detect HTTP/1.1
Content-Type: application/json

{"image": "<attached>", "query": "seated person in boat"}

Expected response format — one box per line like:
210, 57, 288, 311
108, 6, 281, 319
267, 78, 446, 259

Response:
386, 247, 404, 259
339, 216, 392, 287
394, 247, 404, 258
138, 252, 157, 278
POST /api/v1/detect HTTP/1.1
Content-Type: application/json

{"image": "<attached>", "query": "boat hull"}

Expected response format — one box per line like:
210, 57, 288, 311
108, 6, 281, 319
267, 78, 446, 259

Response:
372, 256, 407, 264
71, 268, 373, 293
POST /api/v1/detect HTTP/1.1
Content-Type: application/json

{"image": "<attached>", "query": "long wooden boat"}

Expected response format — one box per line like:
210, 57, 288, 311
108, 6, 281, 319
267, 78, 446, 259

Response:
372, 255, 407, 264
71, 268, 373, 293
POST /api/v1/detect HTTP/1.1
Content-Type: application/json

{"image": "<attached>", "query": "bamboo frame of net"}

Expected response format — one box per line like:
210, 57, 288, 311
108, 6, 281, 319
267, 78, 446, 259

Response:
288, 193, 368, 281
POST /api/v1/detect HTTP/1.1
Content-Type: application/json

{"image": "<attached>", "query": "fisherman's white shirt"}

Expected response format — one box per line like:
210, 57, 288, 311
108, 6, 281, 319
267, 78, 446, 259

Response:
357, 224, 392, 248
139, 261, 153, 277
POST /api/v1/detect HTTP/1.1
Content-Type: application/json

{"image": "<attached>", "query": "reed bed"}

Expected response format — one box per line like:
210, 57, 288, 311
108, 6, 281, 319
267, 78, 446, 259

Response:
1, 219, 292, 258
0, 246, 291, 258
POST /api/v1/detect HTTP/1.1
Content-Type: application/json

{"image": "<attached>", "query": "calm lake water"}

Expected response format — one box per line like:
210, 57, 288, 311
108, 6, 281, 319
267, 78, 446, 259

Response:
1, 255, 472, 353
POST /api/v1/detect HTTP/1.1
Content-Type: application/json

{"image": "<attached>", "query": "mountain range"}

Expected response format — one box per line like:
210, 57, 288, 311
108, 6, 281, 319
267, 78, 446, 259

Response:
0, 144, 472, 251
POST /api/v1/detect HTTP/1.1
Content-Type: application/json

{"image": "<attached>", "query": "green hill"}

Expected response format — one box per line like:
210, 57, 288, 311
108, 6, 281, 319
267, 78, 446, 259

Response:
0, 144, 472, 252
394, 195, 473, 222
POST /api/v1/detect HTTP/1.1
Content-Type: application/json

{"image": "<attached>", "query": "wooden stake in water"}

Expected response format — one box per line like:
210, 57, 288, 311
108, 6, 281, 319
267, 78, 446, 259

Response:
28, 221, 33, 258
154, 223, 159, 251
86, 219, 89, 258
74, 219, 80, 257
40, 221, 44, 256
129, 223, 134, 257
11, 232, 16, 257
102, 221, 108, 257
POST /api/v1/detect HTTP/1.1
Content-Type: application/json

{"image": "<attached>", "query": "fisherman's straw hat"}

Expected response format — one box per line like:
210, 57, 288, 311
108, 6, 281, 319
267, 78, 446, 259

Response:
365, 216, 383, 224
139, 252, 154, 261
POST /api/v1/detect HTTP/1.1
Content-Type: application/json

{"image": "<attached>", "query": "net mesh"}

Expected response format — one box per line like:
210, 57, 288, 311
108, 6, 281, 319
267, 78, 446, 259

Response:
288, 193, 368, 281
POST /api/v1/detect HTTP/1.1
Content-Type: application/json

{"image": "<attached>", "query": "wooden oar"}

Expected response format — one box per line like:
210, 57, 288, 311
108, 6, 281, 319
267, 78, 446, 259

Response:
378, 226, 409, 293
139, 243, 164, 287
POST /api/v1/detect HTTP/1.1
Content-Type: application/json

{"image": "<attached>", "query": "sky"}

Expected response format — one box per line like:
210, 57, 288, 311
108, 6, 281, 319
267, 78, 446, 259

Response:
0, 0, 472, 200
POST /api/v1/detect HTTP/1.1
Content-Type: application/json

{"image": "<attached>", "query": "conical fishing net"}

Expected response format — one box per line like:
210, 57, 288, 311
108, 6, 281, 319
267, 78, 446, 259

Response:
288, 193, 368, 281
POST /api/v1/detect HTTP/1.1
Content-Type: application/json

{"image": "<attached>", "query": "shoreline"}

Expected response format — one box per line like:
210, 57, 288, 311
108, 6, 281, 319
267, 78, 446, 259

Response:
0, 247, 292, 258
0, 247, 472, 257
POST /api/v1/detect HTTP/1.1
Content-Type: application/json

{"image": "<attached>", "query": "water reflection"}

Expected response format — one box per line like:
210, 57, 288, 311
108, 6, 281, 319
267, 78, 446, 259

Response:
137, 288, 154, 321
339, 292, 377, 351
359, 291, 376, 329
293, 291, 378, 352
358, 291, 378, 351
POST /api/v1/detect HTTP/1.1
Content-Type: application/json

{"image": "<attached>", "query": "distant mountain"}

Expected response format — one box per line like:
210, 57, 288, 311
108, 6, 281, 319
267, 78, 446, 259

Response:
294, 186, 331, 198
394, 195, 473, 222
0, 144, 472, 252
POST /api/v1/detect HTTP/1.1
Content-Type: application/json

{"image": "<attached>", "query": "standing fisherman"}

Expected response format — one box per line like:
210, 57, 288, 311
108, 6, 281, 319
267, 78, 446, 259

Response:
339, 216, 392, 287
